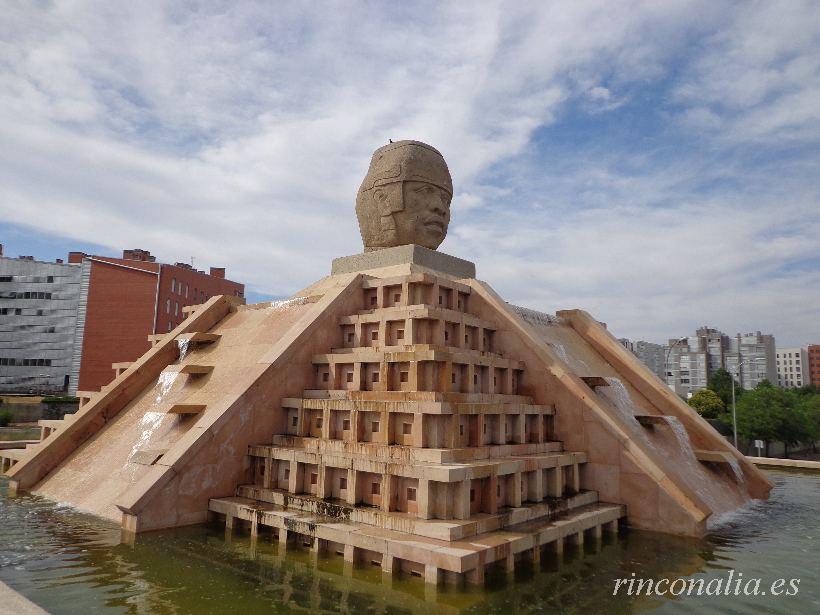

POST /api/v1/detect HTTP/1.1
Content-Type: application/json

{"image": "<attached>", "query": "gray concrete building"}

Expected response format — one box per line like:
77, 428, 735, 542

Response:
660, 327, 776, 396
0, 247, 82, 394
725, 332, 777, 391
633, 341, 665, 380
775, 346, 808, 389
666, 341, 709, 398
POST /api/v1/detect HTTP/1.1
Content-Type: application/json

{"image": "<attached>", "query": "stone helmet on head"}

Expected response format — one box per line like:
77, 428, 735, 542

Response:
356, 140, 453, 252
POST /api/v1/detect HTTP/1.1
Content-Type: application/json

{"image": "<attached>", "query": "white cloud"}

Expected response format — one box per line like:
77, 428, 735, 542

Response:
0, 0, 818, 346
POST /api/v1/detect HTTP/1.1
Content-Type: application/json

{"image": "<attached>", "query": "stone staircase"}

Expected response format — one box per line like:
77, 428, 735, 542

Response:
210, 272, 625, 585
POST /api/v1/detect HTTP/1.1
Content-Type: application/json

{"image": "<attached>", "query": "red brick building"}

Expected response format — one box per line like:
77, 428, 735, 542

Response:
69, 249, 243, 392
809, 344, 820, 387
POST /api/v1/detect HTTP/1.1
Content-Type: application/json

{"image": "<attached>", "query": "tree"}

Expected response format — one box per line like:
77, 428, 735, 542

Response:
795, 393, 820, 453
773, 387, 804, 458
727, 381, 783, 457
688, 388, 725, 419
727, 380, 814, 457
708, 368, 741, 408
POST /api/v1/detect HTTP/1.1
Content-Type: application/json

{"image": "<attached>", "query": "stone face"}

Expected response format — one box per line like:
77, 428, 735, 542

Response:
356, 140, 452, 251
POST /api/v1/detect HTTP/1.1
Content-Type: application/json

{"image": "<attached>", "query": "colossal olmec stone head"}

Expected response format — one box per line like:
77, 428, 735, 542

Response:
356, 140, 452, 251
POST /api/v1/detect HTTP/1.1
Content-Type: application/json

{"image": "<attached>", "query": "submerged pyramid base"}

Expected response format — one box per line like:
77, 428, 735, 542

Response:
5, 245, 771, 585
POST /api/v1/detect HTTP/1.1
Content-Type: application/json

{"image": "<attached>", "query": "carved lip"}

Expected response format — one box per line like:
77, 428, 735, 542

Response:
423, 219, 445, 234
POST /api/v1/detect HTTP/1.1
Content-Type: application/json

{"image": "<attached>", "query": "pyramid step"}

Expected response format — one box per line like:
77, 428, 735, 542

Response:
208, 496, 624, 584
312, 347, 523, 371
166, 403, 206, 415
694, 450, 736, 464
38, 419, 69, 430
246, 445, 585, 482
263, 437, 564, 463
232, 484, 599, 541
301, 390, 536, 405
176, 332, 221, 344
130, 448, 168, 465
181, 304, 202, 315
163, 364, 214, 375
75, 390, 96, 406
634, 414, 668, 428
112, 362, 134, 376
290, 396, 553, 414
581, 376, 609, 389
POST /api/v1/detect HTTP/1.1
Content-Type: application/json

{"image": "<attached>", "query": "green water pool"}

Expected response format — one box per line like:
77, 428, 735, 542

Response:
1, 469, 817, 614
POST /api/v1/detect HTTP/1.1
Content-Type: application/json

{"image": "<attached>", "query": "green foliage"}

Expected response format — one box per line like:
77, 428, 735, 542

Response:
0, 409, 12, 427
41, 396, 80, 405
708, 368, 741, 407
724, 380, 820, 457
688, 388, 725, 419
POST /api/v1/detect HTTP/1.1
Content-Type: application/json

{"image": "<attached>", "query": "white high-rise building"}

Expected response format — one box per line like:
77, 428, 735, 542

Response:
776, 347, 809, 389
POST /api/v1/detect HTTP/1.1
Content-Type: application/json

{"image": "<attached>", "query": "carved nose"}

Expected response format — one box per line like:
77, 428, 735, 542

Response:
431, 192, 448, 214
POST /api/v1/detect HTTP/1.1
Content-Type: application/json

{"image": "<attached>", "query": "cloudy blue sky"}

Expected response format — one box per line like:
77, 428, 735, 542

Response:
1, 1, 818, 346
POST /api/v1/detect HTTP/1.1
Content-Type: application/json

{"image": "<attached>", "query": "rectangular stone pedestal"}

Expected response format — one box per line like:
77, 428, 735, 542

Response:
331, 245, 476, 279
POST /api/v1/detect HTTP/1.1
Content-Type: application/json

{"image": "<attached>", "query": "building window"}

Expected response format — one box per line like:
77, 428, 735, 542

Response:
166, 299, 171, 314
310, 473, 317, 485
343, 419, 351, 430
346, 371, 353, 383
407, 487, 416, 501
371, 372, 379, 382
291, 415, 298, 427
371, 330, 378, 341
371, 482, 380, 495
167, 321, 173, 331
340, 477, 347, 489
171, 278, 176, 293
371, 421, 380, 433
174, 302, 179, 316
400, 371, 408, 382
284, 468, 290, 480
402, 422, 412, 435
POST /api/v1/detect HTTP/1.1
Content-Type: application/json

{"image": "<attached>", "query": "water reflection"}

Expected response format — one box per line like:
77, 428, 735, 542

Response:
1, 471, 818, 614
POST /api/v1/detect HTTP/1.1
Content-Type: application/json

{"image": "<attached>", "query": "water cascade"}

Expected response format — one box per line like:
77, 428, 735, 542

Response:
601, 377, 639, 424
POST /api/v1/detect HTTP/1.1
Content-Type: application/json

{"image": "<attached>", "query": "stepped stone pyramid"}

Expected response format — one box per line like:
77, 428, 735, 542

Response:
4, 141, 772, 586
